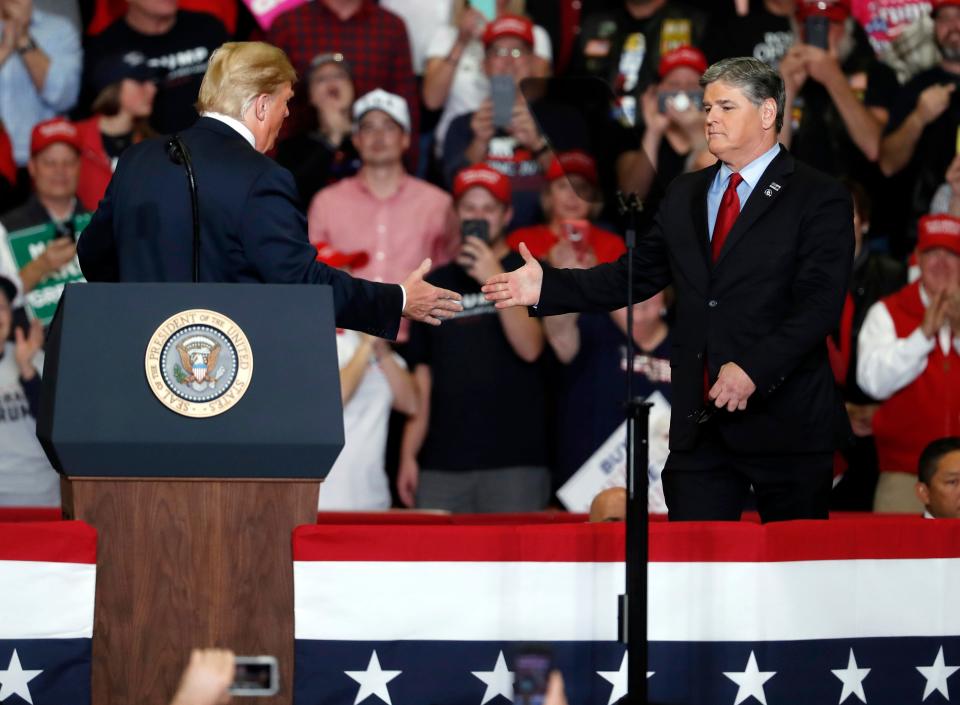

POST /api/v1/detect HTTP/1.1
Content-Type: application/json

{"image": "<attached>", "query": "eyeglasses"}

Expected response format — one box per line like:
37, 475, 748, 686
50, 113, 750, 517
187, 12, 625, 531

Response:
488, 47, 530, 59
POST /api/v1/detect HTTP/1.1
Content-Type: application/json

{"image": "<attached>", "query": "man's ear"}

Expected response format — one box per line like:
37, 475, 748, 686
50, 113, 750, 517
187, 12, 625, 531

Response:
254, 94, 269, 122
761, 97, 777, 130
916, 481, 931, 507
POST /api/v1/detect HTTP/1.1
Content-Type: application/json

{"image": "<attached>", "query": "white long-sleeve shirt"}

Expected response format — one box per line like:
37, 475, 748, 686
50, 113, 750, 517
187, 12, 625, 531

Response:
857, 285, 960, 400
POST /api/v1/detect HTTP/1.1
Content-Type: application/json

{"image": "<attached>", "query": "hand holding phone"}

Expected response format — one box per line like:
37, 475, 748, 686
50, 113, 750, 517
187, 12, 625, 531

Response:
468, 0, 496, 22
512, 648, 553, 705
560, 219, 591, 259
461, 219, 490, 244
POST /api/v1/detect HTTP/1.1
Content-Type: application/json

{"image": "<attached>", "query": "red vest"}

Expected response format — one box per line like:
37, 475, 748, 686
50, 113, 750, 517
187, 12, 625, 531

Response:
872, 282, 960, 473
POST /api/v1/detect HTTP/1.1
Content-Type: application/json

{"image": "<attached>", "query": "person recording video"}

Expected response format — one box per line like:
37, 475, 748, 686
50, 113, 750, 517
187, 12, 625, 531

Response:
399, 163, 548, 513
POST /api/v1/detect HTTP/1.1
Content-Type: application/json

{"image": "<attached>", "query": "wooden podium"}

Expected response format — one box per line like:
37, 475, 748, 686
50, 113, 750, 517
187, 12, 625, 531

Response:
40, 284, 345, 705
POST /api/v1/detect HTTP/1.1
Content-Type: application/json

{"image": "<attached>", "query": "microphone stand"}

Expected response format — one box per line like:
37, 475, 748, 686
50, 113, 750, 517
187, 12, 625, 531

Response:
616, 191, 652, 705
166, 136, 201, 283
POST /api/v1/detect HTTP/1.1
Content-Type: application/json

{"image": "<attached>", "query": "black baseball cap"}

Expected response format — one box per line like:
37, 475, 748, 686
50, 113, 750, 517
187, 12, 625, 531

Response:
0, 274, 17, 303
91, 52, 159, 95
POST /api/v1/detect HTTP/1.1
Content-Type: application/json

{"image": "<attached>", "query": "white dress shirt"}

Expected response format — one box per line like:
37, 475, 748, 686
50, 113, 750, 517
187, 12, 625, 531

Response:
857, 284, 960, 400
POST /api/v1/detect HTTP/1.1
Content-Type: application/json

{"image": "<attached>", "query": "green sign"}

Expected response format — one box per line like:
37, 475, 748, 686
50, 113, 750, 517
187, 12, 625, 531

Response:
4, 213, 90, 325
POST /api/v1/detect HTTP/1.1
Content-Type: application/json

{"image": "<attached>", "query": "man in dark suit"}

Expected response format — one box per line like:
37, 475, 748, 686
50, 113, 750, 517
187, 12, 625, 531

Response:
483, 57, 854, 522
77, 41, 460, 341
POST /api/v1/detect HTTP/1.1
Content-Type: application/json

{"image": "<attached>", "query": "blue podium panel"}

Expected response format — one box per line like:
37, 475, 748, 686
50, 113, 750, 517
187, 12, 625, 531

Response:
38, 283, 344, 479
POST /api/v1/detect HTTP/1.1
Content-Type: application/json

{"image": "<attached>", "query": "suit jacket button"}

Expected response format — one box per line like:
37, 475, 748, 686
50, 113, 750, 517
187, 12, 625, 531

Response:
696, 352, 703, 360
708, 299, 718, 308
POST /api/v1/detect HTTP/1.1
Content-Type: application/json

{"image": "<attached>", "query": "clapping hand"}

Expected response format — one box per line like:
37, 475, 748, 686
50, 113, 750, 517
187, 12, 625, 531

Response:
401, 258, 463, 325
14, 318, 42, 381
481, 242, 542, 309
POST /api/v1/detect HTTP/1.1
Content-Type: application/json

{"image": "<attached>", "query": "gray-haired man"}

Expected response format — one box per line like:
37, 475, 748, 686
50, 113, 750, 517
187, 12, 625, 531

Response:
484, 57, 855, 522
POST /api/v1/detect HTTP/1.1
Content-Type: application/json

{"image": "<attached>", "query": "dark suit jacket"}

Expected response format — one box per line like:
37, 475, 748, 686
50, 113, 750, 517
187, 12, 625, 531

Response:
77, 117, 402, 339
538, 147, 854, 454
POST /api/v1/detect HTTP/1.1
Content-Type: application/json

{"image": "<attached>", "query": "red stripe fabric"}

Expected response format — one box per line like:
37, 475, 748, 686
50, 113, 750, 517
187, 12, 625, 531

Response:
0, 521, 97, 563
0, 507, 63, 522
294, 516, 960, 564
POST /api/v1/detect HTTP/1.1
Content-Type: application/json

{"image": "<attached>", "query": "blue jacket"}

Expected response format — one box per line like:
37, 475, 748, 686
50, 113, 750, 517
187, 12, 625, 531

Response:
77, 117, 402, 339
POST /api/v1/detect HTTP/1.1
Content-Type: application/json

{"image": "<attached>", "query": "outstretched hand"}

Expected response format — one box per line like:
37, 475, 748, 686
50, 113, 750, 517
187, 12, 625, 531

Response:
481, 242, 543, 309
401, 258, 463, 326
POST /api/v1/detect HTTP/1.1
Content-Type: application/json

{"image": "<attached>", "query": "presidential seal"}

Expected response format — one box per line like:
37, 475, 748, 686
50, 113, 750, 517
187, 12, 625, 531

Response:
145, 309, 253, 418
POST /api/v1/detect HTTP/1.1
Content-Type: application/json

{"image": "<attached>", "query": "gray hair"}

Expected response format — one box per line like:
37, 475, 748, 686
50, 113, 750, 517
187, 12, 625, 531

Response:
699, 57, 785, 132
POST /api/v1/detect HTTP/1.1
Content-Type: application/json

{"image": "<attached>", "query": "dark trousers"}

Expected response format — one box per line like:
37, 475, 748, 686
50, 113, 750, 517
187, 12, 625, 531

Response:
661, 423, 833, 523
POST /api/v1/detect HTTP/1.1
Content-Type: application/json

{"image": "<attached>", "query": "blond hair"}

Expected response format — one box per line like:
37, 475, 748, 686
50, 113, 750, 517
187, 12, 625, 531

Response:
196, 42, 297, 119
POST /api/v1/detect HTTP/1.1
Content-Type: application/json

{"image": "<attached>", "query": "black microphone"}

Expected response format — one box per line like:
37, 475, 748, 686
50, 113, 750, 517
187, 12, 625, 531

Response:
166, 135, 201, 283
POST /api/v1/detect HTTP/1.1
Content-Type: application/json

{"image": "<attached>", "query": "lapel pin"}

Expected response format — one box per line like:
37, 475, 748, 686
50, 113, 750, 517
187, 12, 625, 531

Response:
769, 182, 782, 191
763, 188, 773, 197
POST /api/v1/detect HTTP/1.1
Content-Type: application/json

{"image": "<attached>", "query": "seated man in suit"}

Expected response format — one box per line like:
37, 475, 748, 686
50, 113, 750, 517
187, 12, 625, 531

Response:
484, 57, 854, 522
77, 41, 460, 340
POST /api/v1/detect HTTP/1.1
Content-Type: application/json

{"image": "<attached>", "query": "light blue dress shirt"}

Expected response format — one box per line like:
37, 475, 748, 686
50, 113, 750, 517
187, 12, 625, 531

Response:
706, 143, 781, 240
0, 8, 82, 166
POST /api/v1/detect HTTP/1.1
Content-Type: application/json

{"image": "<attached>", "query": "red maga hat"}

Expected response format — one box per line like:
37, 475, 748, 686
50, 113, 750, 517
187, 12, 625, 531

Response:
482, 14, 535, 48
932, 0, 960, 16
796, 0, 851, 22
453, 164, 512, 204
658, 46, 708, 79
30, 118, 81, 157
918, 214, 960, 256
546, 150, 599, 185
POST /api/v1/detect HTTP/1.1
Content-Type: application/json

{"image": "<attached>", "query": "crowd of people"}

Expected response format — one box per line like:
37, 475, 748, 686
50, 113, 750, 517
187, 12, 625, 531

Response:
1, 0, 960, 520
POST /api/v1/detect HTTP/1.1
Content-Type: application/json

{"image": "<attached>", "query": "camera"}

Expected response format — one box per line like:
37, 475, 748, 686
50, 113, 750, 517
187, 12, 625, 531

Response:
658, 90, 703, 114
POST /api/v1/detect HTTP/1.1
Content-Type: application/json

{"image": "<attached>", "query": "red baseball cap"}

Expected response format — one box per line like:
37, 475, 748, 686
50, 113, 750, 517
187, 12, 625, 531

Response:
482, 14, 535, 48
932, 0, 960, 16
796, 0, 851, 22
918, 214, 960, 256
546, 150, 598, 186
658, 46, 708, 79
30, 118, 81, 157
315, 244, 370, 269
453, 164, 512, 204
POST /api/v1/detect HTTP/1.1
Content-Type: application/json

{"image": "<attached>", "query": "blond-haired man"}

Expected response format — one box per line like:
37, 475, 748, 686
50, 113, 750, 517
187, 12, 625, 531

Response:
78, 42, 461, 338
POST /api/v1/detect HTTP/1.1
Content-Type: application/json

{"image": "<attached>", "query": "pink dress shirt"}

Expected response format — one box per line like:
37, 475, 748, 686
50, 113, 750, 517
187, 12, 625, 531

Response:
308, 173, 458, 340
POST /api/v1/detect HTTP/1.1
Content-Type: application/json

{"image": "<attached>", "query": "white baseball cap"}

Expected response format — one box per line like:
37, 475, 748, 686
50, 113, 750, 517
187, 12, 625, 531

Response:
352, 89, 411, 134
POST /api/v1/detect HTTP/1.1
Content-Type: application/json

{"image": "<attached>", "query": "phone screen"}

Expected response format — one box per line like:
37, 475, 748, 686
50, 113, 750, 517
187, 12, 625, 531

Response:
561, 219, 591, 258
805, 16, 829, 50
470, 0, 497, 22
512, 651, 552, 705
230, 657, 278, 697
491, 74, 516, 130
461, 219, 490, 243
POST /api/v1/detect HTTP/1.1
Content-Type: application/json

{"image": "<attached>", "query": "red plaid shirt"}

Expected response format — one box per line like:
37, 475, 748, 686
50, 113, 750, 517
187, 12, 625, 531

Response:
267, 0, 420, 143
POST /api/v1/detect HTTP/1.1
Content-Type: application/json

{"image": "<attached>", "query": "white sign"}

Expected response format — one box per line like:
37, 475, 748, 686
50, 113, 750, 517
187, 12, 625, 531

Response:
557, 391, 671, 514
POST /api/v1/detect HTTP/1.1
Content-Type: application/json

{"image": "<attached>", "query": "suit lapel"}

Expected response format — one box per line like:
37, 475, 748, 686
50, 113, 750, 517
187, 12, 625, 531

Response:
689, 162, 719, 270
713, 147, 795, 270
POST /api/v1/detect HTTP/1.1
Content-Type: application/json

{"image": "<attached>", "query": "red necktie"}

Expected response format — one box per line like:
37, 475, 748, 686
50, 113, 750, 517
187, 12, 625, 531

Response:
711, 172, 744, 262
703, 172, 744, 400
